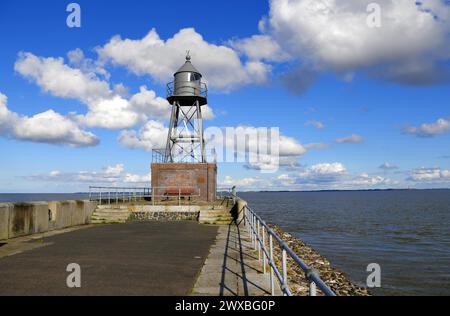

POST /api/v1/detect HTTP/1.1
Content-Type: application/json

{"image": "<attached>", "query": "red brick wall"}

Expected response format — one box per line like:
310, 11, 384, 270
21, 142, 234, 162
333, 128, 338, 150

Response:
151, 163, 217, 202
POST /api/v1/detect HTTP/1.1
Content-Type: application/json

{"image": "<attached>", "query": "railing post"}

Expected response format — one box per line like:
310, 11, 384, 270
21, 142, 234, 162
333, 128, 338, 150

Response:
262, 227, 266, 274
99, 191, 102, 205
282, 249, 288, 296
89, 187, 92, 201
269, 234, 275, 296
252, 214, 255, 248
152, 187, 155, 206
179, 189, 181, 206
252, 214, 257, 250
257, 220, 261, 261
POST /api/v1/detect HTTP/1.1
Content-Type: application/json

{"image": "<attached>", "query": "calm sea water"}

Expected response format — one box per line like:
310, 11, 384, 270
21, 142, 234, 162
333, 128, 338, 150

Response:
0, 193, 89, 203
1, 190, 449, 295
239, 190, 450, 296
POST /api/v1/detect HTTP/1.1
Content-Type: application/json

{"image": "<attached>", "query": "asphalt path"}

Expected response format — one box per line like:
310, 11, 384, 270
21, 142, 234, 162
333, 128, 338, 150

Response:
0, 221, 218, 296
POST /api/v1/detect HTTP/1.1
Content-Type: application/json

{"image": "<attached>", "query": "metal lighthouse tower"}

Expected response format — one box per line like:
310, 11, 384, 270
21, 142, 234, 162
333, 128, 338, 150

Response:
165, 53, 208, 163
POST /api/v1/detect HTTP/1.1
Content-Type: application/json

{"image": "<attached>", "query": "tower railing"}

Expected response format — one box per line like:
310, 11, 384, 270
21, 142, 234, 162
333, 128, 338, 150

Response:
166, 81, 208, 99
151, 148, 217, 164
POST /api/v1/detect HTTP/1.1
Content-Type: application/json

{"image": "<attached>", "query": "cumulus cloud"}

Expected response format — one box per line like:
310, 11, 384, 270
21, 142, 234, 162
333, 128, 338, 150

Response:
14, 52, 178, 130
297, 162, 347, 184
336, 134, 364, 144
222, 163, 393, 191
27, 164, 151, 185
15, 52, 110, 102
403, 117, 450, 137
97, 28, 271, 91
267, 0, 450, 86
0, 92, 99, 147
220, 175, 270, 190
379, 162, 398, 170
350, 173, 391, 186
408, 167, 450, 182
205, 126, 306, 171
229, 34, 290, 62
118, 120, 168, 151
305, 120, 325, 129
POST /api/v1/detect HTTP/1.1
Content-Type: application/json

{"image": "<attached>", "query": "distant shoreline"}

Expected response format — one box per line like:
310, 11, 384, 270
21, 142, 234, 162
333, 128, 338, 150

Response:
1, 188, 450, 195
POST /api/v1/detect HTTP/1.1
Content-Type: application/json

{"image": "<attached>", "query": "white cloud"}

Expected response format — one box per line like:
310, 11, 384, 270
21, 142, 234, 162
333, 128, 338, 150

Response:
297, 162, 347, 184
118, 120, 168, 151
67, 48, 110, 80
409, 167, 450, 182
220, 175, 270, 190
75, 95, 144, 129
379, 162, 398, 170
14, 52, 186, 130
305, 120, 325, 129
104, 164, 125, 176
123, 173, 151, 184
97, 28, 271, 91
267, 0, 450, 85
349, 173, 391, 186
229, 34, 290, 62
336, 134, 364, 144
27, 164, 150, 185
15, 52, 110, 102
0, 92, 99, 147
221, 164, 394, 191
129, 86, 171, 120
404, 117, 450, 137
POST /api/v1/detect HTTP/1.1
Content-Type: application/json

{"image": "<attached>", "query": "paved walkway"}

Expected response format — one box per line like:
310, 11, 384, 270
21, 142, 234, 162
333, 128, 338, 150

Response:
0, 222, 218, 295
193, 224, 281, 296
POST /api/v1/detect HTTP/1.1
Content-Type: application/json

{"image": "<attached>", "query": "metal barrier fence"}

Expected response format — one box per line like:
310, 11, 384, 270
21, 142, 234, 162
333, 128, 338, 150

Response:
150, 186, 201, 206
89, 186, 151, 205
89, 186, 201, 206
227, 190, 336, 296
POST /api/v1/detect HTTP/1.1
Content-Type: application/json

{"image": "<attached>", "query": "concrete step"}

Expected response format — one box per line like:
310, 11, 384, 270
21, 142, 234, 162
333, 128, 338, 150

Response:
96, 205, 129, 210
91, 215, 127, 220
92, 211, 130, 216
199, 216, 233, 222
199, 219, 234, 225
91, 220, 126, 224
200, 210, 231, 215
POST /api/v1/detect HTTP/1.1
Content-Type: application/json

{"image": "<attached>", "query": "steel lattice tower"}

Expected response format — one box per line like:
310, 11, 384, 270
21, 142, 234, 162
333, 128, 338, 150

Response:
165, 53, 208, 163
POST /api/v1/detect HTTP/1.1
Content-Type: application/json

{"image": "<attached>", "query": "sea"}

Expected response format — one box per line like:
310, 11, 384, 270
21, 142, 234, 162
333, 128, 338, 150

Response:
1, 190, 449, 296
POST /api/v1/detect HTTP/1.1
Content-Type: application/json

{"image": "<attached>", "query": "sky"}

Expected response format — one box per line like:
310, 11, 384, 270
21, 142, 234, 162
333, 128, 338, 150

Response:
0, 0, 449, 193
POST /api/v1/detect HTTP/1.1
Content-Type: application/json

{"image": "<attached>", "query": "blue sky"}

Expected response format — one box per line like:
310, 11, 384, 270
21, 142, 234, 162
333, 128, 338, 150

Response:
0, 0, 449, 192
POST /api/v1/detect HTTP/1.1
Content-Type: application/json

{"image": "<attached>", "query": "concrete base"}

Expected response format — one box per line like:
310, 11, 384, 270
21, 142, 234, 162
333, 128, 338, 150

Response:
151, 163, 217, 202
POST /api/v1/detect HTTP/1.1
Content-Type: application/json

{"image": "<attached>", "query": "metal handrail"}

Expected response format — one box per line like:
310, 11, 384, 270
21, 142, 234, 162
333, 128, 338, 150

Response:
88, 186, 202, 206
231, 191, 336, 296
166, 81, 208, 99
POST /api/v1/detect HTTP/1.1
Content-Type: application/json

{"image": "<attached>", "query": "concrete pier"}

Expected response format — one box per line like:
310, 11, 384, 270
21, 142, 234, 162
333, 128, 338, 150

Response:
0, 222, 218, 295
193, 224, 281, 296
1, 197, 335, 296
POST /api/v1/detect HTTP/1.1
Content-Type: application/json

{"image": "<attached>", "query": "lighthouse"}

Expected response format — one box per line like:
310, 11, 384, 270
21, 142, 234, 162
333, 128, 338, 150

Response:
165, 52, 207, 163
151, 53, 217, 202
